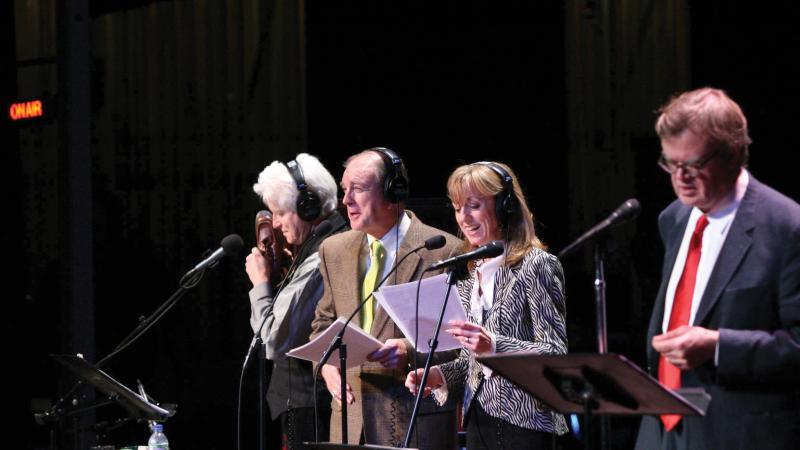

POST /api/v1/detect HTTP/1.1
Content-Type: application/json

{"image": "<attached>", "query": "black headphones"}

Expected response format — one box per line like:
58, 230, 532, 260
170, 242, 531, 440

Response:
472, 161, 517, 227
369, 147, 409, 204
284, 159, 322, 222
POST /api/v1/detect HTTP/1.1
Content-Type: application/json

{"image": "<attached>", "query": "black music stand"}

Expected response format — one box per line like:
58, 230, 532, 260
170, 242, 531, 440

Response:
50, 354, 174, 421
477, 352, 707, 450
305, 444, 417, 450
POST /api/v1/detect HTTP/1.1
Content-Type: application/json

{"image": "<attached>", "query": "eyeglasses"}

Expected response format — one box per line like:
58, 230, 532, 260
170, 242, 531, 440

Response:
658, 148, 720, 177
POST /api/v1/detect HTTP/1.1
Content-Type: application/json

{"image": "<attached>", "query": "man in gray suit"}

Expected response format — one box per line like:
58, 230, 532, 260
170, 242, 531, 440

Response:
311, 148, 461, 449
636, 87, 800, 449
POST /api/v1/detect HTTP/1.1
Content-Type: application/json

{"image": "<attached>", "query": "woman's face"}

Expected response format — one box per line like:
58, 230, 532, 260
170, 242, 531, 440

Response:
267, 201, 312, 246
452, 190, 501, 247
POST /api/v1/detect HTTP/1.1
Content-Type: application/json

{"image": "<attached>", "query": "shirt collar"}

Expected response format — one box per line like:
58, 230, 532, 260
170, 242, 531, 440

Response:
705, 169, 749, 219
476, 249, 505, 276
366, 211, 411, 252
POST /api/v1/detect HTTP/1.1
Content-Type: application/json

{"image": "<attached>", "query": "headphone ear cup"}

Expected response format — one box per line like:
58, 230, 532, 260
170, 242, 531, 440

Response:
495, 192, 516, 227
505, 194, 517, 216
284, 159, 321, 222
385, 174, 409, 203
370, 147, 409, 203
296, 191, 321, 222
495, 194, 507, 227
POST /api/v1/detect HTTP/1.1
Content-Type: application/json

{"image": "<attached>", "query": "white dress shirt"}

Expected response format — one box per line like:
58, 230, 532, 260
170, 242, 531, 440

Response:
360, 211, 411, 313
661, 170, 749, 333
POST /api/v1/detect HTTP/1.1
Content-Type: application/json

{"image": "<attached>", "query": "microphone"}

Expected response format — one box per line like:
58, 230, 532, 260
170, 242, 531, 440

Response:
422, 234, 446, 251
558, 198, 641, 258
314, 234, 446, 370
426, 240, 504, 271
189, 234, 244, 273
255, 210, 273, 254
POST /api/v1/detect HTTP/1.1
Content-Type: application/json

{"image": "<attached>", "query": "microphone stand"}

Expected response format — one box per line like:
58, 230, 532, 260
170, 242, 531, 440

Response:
561, 220, 631, 450
594, 243, 608, 354
38, 262, 211, 428
402, 267, 458, 448
559, 237, 610, 450
557, 199, 641, 450
594, 241, 609, 450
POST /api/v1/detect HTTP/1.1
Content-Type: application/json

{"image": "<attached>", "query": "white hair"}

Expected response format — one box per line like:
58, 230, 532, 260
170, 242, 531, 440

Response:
252, 153, 338, 217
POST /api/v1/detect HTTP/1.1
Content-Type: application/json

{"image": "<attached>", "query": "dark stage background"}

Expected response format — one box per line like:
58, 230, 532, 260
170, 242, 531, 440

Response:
5, 1, 800, 449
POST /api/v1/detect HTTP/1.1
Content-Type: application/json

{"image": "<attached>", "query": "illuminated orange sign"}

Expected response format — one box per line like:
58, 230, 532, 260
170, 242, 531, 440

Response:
9, 100, 44, 121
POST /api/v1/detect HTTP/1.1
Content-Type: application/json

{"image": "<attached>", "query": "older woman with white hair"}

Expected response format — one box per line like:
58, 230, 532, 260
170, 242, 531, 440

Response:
246, 153, 348, 449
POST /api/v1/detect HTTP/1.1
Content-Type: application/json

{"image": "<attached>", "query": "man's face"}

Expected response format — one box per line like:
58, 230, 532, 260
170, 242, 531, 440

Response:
341, 154, 397, 238
660, 129, 739, 213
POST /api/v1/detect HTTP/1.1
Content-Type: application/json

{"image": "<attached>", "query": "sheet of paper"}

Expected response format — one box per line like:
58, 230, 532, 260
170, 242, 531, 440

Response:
375, 273, 467, 352
287, 316, 383, 368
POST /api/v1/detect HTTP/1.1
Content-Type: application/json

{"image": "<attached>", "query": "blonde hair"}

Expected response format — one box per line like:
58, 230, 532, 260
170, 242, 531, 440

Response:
447, 162, 545, 268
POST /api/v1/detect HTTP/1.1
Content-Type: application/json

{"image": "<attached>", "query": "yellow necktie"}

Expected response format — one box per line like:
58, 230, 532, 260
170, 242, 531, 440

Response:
361, 239, 385, 332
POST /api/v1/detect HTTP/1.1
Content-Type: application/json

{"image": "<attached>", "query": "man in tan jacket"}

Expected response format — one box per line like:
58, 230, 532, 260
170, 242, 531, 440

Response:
311, 148, 461, 449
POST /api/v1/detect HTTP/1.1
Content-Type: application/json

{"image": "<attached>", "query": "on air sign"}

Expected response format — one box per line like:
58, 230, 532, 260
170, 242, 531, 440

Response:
9, 99, 44, 121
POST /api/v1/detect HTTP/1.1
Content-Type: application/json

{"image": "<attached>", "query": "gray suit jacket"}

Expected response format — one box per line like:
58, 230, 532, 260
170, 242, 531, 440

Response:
311, 211, 462, 448
637, 175, 800, 450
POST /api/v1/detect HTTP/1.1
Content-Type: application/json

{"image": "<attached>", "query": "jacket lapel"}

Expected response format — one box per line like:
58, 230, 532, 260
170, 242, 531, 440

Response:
692, 179, 758, 326
486, 263, 519, 320
333, 232, 367, 322
646, 205, 691, 369
650, 206, 692, 336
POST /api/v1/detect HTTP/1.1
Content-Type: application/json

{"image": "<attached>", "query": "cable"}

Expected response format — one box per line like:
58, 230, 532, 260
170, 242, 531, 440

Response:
236, 365, 247, 450
412, 274, 424, 448
236, 231, 315, 450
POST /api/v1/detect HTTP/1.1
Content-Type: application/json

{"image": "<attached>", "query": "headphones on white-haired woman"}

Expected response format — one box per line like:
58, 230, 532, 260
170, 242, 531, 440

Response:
283, 159, 322, 222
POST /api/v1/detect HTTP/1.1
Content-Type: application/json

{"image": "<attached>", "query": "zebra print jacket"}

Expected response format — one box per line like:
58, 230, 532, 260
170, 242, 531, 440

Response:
438, 246, 569, 434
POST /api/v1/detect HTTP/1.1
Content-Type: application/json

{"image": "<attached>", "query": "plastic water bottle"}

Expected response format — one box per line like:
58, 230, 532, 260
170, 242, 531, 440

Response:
148, 423, 169, 449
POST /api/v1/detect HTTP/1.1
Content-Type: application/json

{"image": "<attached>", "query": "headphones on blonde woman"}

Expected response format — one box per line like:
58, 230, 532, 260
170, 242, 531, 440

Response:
472, 161, 517, 227
283, 159, 322, 222
369, 147, 409, 204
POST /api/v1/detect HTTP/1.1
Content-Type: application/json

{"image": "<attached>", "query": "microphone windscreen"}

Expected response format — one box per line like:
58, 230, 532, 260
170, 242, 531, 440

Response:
424, 235, 446, 250
621, 198, 641, 216
482, 240, 504, 258
221, 234, 244, 255
609, 198, 641, 226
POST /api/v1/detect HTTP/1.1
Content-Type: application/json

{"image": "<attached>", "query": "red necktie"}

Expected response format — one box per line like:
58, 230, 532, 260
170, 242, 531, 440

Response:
659, 214, 709, 431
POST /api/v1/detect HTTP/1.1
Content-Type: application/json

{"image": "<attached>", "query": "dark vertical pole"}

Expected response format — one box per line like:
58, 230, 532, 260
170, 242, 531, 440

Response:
58, 0, 95, 448
2, 2, 27, 447
593, 244, 609, 450
258, 353, 267, 450
339, 344, 348, 444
